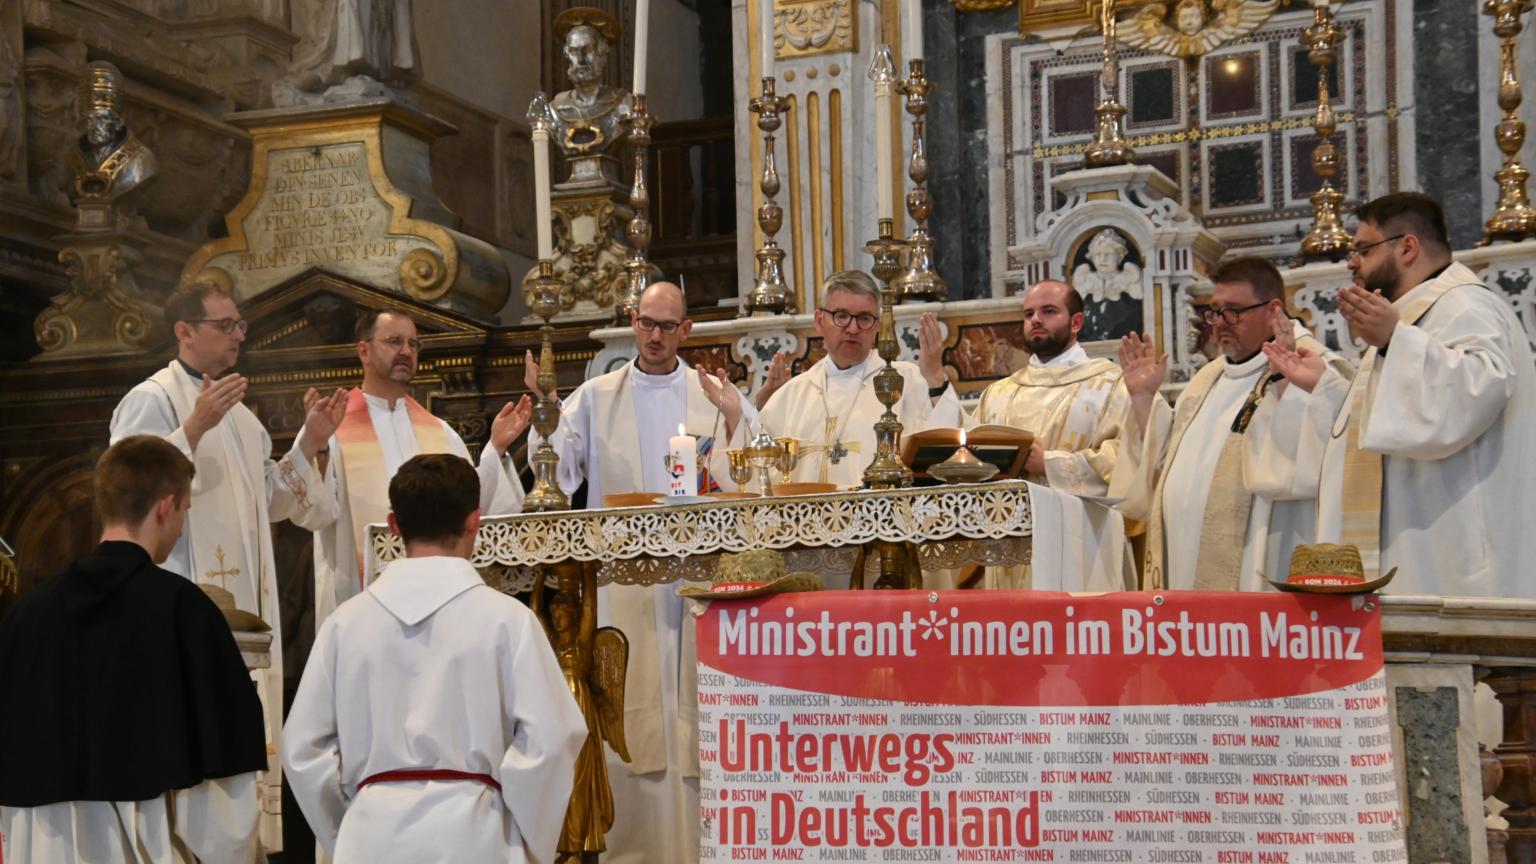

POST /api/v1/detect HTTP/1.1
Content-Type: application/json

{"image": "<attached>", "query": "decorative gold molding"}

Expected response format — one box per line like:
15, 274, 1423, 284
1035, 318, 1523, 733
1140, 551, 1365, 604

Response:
1031, 112, 1356, 158
773, 0, 856, 60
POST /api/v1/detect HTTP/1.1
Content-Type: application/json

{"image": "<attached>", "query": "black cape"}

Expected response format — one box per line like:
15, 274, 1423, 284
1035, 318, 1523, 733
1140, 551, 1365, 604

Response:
0, 541, 267, 806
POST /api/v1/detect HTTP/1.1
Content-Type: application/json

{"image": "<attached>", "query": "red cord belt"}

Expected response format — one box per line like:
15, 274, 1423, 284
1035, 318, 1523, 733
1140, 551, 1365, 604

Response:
357, 769, 502, 792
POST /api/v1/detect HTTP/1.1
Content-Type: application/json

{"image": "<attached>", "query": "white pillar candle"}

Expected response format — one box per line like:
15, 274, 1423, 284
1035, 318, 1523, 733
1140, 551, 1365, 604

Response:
634, 0, 650, 96
668, 424, 698, 497
532, 124, 553, 260
874, 76, 894, 223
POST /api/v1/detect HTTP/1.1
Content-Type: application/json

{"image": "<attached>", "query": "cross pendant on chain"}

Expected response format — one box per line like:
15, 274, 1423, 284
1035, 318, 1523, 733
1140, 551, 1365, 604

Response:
828, 440, 848, 464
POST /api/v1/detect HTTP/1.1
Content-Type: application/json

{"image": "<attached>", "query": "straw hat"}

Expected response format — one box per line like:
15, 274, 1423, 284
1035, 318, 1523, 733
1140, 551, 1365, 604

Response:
199, 583, 271, 632
1265, 543, 1396, 594
680, 549, 824, 600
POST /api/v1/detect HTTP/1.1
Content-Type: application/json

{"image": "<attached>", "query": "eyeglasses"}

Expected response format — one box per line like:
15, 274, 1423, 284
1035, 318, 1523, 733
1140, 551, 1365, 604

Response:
634, 316, 683, 334
819, 308, 879, 331
1347, 234, 1405, 261
1199, 301, 1269, 326
187, 318, 249, 335
372, 336, 423, 352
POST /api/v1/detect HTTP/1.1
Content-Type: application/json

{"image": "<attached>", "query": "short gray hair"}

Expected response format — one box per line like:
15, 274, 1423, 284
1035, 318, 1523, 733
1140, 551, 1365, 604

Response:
820, 270, 882, 308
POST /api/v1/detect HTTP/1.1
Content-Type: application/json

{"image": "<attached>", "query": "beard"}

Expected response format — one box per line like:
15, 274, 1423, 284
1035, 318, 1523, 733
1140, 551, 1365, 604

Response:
1025, 326, 1073, 361
1360, 256, 1400, 298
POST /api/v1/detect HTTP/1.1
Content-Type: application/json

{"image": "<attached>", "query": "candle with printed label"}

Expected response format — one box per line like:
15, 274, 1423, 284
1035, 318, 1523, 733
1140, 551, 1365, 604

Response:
669, 424, 698, 497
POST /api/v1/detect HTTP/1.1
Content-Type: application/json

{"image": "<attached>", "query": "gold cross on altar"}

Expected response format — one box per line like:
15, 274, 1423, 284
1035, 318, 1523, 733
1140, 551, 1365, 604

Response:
204, 545, 240, 591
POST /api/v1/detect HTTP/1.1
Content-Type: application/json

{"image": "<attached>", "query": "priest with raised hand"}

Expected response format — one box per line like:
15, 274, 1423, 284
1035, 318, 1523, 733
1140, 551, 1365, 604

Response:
1110, 256, 1353, 592
521, 279, 750, 864
966, 280, 1129, 496
300, 308, 531, 625
0, 436, 268, 862
1254, 192, 1536, 599
758, 269, 961, 488
284, 454, 584, 863
107, 281, 346, 846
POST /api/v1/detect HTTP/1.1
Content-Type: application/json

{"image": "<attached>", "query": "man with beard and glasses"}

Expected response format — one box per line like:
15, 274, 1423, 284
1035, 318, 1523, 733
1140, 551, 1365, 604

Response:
1111, 257, 1353, 592
1254, 192, 1536, 599
967, 280, 1130, 495
299, 309, 531, 627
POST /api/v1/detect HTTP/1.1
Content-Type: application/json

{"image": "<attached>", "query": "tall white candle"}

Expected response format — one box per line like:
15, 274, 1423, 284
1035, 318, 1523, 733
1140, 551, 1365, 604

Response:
527, 92, 554, 260
634, 0, 650, 96
870, 46, 897, 224
668, 424, 698, 497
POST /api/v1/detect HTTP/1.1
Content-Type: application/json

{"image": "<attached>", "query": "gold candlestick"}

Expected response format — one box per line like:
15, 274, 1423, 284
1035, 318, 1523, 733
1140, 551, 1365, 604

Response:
891, 59, 947, 304
525, 259, 571, 512
616, 93, 656, 324
862, 220, 914, 490
1085, 0, 1134, 169
1299, 2, 1352, 262
744, 77, 795, 314
1483, 0, 1536, 244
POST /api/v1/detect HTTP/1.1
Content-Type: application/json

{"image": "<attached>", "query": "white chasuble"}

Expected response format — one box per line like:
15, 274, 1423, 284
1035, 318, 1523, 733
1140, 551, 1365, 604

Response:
109, 359, 335, 850
305, 388, 526, 624
1248, 263, 1536, 599
283, 557, 584, 863
758, 356, 962, 488
967, 345, 1130, 496
526, 360, 752, 864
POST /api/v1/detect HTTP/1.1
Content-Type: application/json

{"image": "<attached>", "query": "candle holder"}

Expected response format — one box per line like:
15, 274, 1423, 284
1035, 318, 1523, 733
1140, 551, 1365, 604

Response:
928, 444, 999, 484
743, 429, 784, 496
1299, 2, 1352, 262
861, 220, 913, 490
744, 77, 795, 315
1084, 0, 1134, 169
616, 93, 657, 324
524, 259, 571, 512
890, 59, 947, 304
1483, 0, 1536, 244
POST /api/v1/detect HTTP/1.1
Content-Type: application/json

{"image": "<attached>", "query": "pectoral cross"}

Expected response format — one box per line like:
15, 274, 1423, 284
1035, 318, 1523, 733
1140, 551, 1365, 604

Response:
827, 440, 848, 465
204, 545, 240, 591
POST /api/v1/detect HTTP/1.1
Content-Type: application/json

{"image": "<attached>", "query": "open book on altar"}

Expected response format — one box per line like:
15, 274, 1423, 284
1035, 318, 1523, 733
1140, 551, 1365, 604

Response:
900, 424, 1034, 482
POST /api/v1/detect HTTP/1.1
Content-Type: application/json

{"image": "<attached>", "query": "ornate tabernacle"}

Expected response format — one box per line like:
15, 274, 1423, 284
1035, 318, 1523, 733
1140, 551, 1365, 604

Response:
367, 481, 1035, 590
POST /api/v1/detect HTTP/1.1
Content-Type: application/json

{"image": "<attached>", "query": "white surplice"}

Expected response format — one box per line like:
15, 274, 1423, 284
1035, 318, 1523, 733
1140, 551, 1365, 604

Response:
1, 774, 260, 864
1247, 263, 1536, 598
1112, 322, 1345, 591
757, 356, 962, 489
303, 392, 526, 623
283, 556, 584, 864
526, 359, 752, 864
109, 360, 334, 849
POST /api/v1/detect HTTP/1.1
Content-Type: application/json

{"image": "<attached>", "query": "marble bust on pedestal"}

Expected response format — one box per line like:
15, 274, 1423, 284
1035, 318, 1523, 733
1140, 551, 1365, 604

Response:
549, 8, 633, 191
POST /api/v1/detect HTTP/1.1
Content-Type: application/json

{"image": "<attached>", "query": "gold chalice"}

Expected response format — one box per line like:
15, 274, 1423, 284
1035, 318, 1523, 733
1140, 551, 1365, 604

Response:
727, 448, 753, 489
774, 436, 800, 483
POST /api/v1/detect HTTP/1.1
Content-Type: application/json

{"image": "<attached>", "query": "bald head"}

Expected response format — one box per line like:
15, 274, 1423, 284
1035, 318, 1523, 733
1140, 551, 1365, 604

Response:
633, 281, 691, 374
1020, 279, 1084, 362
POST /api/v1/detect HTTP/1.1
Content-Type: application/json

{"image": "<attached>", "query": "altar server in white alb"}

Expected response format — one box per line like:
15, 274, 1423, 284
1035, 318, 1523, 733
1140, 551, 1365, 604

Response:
522, 280, 750, 864
284, 454, 584, 863
108, 281, 347, 846
300, 309, 530, 624
1255, 192, 1536, 599
965, 279, 1129, 496
0, 437, 268, 863
758, 269, 962, 488
1111, 257, 1353, 592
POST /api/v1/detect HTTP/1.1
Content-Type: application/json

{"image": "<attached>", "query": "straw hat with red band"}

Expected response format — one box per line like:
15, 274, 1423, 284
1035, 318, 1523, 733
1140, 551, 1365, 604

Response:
199, 583, 271, 632
1264, 543, 1396, 594
680, 549, 825, 600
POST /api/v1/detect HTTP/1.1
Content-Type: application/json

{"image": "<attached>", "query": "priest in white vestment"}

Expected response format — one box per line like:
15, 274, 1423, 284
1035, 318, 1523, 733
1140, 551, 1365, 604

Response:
523, 281, 751, 864
1110, 257, 1353, 592
299, 309, 530, 624
758, 269, 962, 491
1253, 192, 1536, 599
0, 437, 269, 864
108, 283, 346, 849
960, 280, 1132, 589
284, 455, 584, 863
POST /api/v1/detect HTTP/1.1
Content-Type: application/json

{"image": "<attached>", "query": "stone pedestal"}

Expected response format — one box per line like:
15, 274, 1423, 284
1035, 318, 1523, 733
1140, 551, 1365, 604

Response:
520, 185, 634, 323
33, 228, 163, 361
181, 99, 511, 321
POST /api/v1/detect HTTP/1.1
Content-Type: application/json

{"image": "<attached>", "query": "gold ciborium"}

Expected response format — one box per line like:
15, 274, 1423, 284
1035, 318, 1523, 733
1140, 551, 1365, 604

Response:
743, 430, 784, 497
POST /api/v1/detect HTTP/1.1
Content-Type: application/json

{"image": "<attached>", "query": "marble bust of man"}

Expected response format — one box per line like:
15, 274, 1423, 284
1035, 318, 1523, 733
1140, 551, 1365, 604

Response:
549, 8, 633, 186
1072, 228, 1143, 303
68, 61, 155, 209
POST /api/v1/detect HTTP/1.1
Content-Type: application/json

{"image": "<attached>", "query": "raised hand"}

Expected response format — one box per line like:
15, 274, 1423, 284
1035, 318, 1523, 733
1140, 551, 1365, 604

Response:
524, 350, 543, 398
490, 394, 535, 455
298, 388, 347, 458
753, 351, 791, 410
184, 373, 248, 451
1339, 285, 1399, 349
917, 311, 947, 390
699, 367, 744, 438
1261, 343, 1325, 394
1268, 304, 1296, 354
1117, 332, 1168, 399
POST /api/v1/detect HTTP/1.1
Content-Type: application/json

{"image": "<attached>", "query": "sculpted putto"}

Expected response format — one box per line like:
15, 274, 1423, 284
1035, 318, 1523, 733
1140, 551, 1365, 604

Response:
1072, 229, 1144, 304
1120, 0, 1280, 58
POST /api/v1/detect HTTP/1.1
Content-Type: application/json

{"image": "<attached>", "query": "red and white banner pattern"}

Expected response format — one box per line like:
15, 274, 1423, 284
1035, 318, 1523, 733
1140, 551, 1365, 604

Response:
696, 591, 1407, 862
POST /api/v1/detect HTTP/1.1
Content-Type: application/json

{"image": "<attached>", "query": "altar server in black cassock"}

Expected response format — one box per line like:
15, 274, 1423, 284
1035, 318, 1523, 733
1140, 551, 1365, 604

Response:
0, 435, 267, 863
